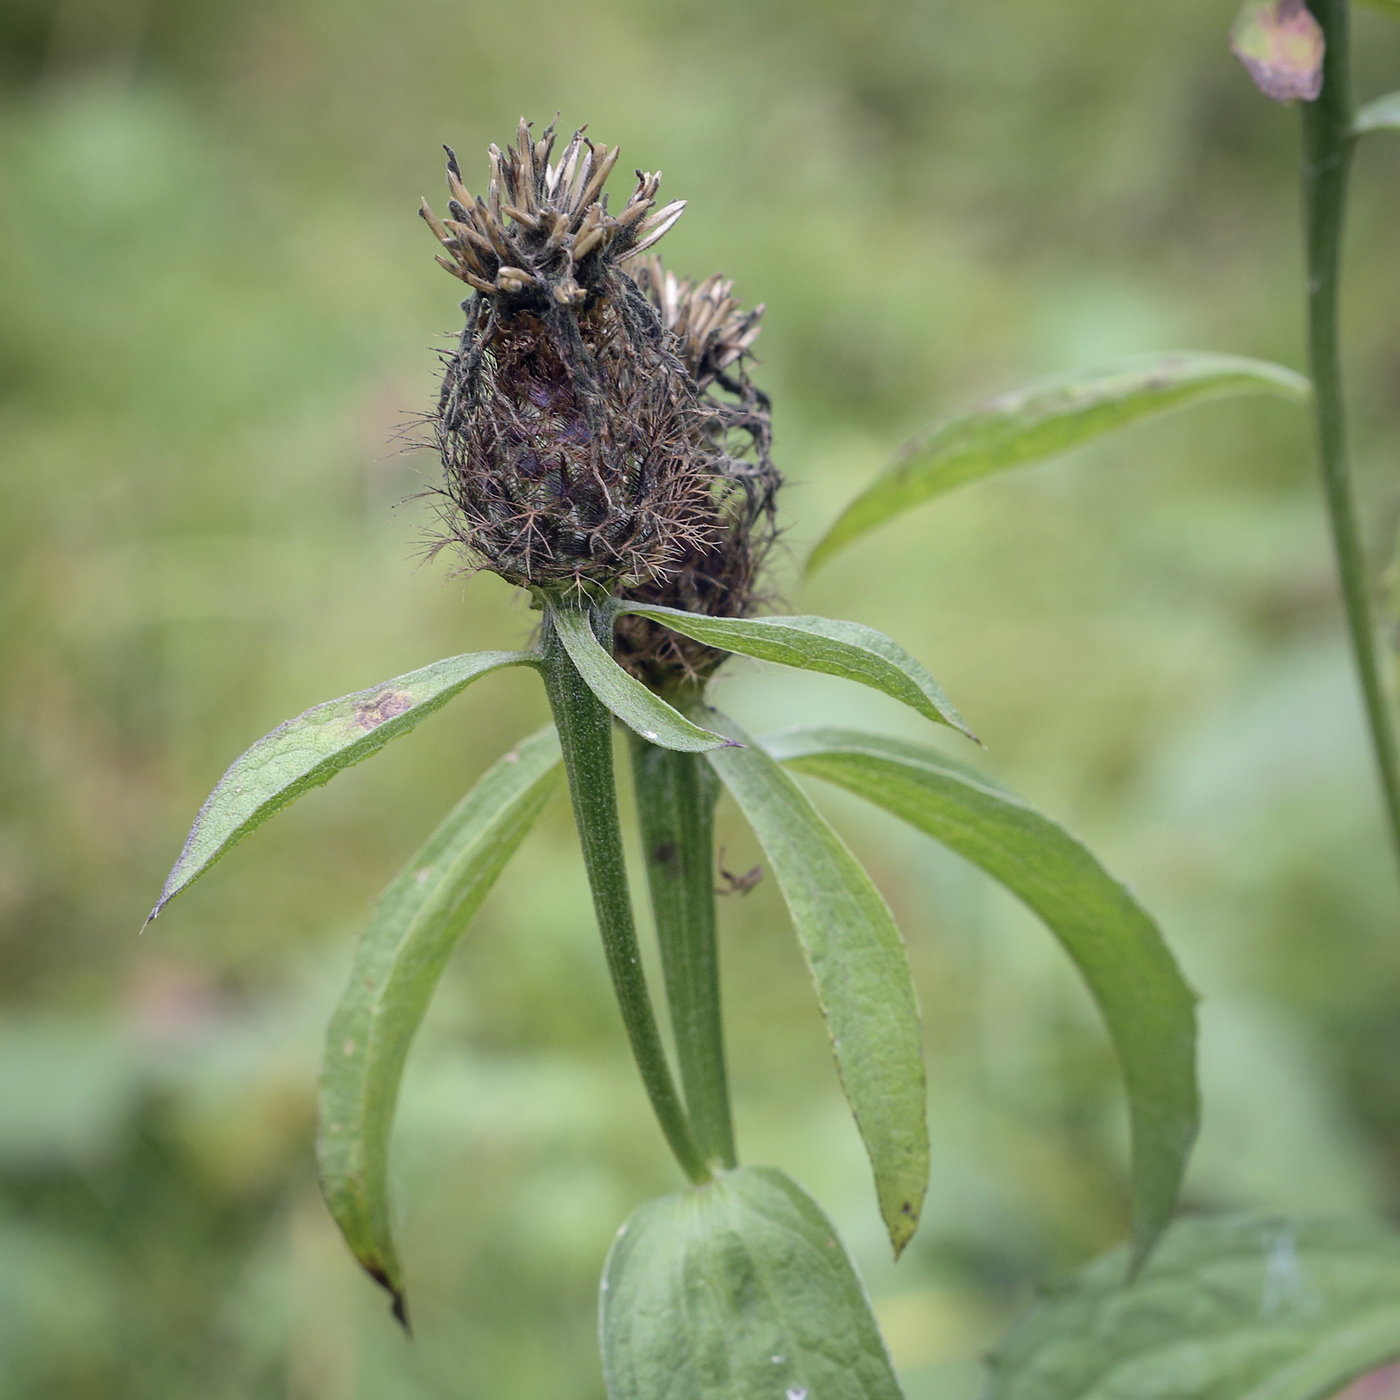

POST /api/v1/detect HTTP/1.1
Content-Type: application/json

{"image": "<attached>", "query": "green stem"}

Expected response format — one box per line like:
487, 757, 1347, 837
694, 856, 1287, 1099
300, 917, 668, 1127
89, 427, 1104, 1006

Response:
629, 728, 737, 1170
538, 604, 711, 1185
1302, 0, 1400, 875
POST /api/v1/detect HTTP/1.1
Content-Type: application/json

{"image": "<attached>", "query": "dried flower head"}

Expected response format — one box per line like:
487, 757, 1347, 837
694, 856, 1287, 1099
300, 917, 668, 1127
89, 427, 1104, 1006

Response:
423, 119, 716, 592
612, 258, 781, 694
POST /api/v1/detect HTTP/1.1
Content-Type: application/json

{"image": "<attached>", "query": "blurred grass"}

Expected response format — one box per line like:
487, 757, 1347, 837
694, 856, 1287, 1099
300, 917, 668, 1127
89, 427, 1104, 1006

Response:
2, 0, 1400, 1395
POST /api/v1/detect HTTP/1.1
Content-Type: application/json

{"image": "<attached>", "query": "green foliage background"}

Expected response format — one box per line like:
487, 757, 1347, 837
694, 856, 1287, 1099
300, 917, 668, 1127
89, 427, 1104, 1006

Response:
1, 1, 1399, 1395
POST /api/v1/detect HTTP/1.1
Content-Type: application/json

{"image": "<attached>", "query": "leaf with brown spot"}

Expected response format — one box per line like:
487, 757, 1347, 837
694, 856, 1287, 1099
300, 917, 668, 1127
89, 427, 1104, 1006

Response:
1231, 0, 1325, 103
148, 649, 536, 920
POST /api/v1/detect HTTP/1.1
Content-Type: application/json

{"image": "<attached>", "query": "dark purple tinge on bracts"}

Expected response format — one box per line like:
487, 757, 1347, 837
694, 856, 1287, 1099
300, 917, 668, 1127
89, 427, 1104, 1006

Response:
611, 258, 782, 692
425, 120, 717, 592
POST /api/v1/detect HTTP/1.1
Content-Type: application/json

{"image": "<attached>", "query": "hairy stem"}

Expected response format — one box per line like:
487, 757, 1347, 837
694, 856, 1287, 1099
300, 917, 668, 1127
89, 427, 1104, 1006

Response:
630, 730, 737, 1170
539, 605, 710, 1185
1302, 0, 1400, 874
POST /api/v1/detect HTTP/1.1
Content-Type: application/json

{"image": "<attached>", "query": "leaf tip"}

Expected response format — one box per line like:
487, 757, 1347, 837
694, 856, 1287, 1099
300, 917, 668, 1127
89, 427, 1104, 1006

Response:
885, 1198, 923, 1260
364, 1259, 411, 1333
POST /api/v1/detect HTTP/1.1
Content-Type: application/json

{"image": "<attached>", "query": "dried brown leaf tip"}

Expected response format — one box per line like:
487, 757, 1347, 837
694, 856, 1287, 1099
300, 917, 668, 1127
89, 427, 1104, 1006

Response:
1232, 0, 1325, 103
425, 119, 716, 592
612, 259, 781, 694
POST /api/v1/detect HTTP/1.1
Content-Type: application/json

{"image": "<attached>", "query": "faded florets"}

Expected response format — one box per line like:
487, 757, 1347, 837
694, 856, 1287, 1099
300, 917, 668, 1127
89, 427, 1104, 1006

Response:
423, 119, 716, 592
612, 258, 781, 693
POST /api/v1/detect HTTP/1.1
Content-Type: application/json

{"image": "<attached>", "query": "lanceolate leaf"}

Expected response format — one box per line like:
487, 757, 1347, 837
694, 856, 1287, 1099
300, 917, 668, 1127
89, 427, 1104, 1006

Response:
317, 727, 563, 1322
149, 649, 537, 921
612, 601, 975, 740
703, 710, 928, 1256
1354, 90, 1400, 136
550, 604, 733, 752
600, 1166, 902, 1400
987, 1216, 1400, 1400
762, 726, 1198, 1269
806, 353, 1310, 574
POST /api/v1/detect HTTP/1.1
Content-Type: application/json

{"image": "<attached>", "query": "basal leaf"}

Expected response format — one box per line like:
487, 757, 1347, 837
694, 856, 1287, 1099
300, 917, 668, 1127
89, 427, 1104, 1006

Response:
612, 602, 974, 740
704, 711, 928, 1256
600, 1165, 902, 1400
316, 727, 563, 1322
762, 726, 1198, 1269
149, 649, 536, 920
551, 605, 733, 752
987, 1216, 1400, 1400
806, 353, 1310, 574
1354, 90, 1400, 136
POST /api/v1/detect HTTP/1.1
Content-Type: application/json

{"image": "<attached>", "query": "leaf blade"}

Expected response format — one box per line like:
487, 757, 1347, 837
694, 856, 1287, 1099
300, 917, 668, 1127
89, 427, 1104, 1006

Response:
613, 602, 974, 739
150, 649, 536, 919
551, 605, 732, 752
987, 1216, 1400, 1400
807, 353, 1310, 573
316, 727, 563, 1319
762, 725, 1198, 1268
704, 711, 928, 1255
600, 1165, 902, 1400
1354, 90, 1400, 136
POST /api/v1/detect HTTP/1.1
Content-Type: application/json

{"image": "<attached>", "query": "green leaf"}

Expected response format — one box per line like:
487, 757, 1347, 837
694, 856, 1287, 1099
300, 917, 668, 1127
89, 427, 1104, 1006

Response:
987, 1215, 1400, 1400
1231, 0, 1325, 103
1356, 0, 1400, 21
1354, 90, 1400, 136
612, 602, 975, 740
550, 604, 733, 753
761, 726, 1198, 1269
806, 353, 1310, 574
316, 727, 563, 1323
703, 711, 928, 1256
149, 649, 536, 921
600, 1165, 903, 1400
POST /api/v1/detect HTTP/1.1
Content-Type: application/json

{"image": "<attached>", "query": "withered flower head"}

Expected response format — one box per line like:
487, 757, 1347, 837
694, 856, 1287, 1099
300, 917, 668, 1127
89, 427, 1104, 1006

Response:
612, 258, 781, 695
423, 118, 715, 593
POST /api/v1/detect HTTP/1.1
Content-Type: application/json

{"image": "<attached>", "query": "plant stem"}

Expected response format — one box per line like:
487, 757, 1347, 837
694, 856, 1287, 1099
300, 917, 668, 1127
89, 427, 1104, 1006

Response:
538, 604, 711, 1185
1302, 0, 1400, 875
629, 729, 738, 1170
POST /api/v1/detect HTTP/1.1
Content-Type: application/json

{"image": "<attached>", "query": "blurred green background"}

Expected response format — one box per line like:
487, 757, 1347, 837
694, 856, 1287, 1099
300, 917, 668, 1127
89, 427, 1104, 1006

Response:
2, 0, 1400, 1395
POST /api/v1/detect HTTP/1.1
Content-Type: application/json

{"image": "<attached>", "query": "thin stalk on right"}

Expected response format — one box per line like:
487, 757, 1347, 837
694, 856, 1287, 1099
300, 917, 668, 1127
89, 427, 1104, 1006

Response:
1302, 0, 1400, 874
